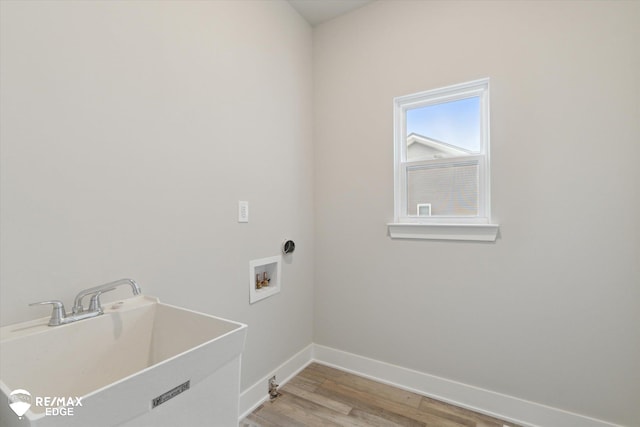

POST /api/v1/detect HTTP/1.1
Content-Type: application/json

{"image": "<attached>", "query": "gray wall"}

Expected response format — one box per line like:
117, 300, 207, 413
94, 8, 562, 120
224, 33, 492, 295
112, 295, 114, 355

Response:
0, 0, 315, 392
313, 1, 640, 426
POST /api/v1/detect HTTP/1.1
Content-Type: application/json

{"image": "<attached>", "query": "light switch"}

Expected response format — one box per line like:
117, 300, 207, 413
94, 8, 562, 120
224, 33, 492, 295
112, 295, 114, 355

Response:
238, 201, 249, 223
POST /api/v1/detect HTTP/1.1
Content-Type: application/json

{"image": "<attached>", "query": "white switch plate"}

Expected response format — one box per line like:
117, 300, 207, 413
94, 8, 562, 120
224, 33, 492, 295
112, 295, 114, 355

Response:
238, 201, 249, 223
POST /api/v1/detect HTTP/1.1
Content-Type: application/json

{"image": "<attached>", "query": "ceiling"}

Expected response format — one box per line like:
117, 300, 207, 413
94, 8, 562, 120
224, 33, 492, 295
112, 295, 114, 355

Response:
287, 0, 374, 26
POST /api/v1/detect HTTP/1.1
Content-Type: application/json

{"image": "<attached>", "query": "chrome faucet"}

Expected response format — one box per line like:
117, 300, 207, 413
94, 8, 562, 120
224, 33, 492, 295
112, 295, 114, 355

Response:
72, 278, 141, 314
30, 278, 142, 326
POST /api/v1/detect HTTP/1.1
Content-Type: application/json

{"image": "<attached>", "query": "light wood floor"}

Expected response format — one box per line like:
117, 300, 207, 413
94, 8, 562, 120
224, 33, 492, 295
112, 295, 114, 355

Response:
240, 363, 522, 427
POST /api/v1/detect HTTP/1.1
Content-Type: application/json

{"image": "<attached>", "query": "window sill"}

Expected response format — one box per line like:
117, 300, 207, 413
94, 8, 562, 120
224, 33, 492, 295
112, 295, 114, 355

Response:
387, 223, 499, 242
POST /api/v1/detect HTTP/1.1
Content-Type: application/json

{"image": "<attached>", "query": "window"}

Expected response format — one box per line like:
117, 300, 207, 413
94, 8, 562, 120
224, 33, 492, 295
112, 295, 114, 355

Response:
389, 79, 499, 241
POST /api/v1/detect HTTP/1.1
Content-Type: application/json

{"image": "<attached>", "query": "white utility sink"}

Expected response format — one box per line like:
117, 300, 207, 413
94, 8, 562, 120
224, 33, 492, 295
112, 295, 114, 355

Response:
0, 296, 247, 427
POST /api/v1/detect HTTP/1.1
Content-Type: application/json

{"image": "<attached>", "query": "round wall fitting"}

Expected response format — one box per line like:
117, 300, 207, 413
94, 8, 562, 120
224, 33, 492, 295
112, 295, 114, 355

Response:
282, 240, 295, 255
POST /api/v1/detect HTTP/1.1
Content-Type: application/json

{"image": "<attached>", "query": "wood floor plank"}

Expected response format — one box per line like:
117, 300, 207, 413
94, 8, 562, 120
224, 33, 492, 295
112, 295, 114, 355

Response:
305, 363, 350, 380
414, 401, 478, 427
288, 374, 322, 393
312, 382, 427, 427
252, 402, 308, 427
306, 364, 423, 409
241, 363, 524, 427
318, 379, 471, 427
241, 412, 280, 427
239, 415, 263, 427
297, 365, 331, 384
348, 407, 420, 427
283, 383, 353, 415
418, 397, 522, 427
275, 391, 369, 427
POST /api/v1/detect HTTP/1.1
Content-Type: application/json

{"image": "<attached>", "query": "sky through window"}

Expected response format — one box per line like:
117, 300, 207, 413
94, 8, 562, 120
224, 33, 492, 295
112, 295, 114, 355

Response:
406, 96, 480, 152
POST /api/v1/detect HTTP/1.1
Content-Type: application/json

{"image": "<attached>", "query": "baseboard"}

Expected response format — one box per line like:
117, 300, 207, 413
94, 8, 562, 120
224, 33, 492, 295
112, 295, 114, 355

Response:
312, 344, 624, 427
238, 343, 314, 420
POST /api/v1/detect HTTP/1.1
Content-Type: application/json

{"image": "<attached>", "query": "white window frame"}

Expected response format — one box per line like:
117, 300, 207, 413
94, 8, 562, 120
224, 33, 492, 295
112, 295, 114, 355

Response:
388, 78, 499, 241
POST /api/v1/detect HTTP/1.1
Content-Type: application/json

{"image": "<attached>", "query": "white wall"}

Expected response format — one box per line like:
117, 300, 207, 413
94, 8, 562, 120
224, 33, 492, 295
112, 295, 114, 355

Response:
313, 1, 640, 426
0, 0, 314, 392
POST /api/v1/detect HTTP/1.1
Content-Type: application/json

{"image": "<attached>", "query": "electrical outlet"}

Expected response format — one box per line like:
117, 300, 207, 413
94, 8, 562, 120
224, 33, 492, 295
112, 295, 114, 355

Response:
238, 201, 249, 223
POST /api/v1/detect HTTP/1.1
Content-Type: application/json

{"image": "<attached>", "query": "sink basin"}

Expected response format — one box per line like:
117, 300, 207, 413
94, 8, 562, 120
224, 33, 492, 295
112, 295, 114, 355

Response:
0, 295, 247, 427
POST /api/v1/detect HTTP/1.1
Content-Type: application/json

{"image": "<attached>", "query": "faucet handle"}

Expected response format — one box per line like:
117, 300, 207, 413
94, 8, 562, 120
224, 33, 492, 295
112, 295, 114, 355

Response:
29, 300, 66, 326
88, 288, 116, 313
